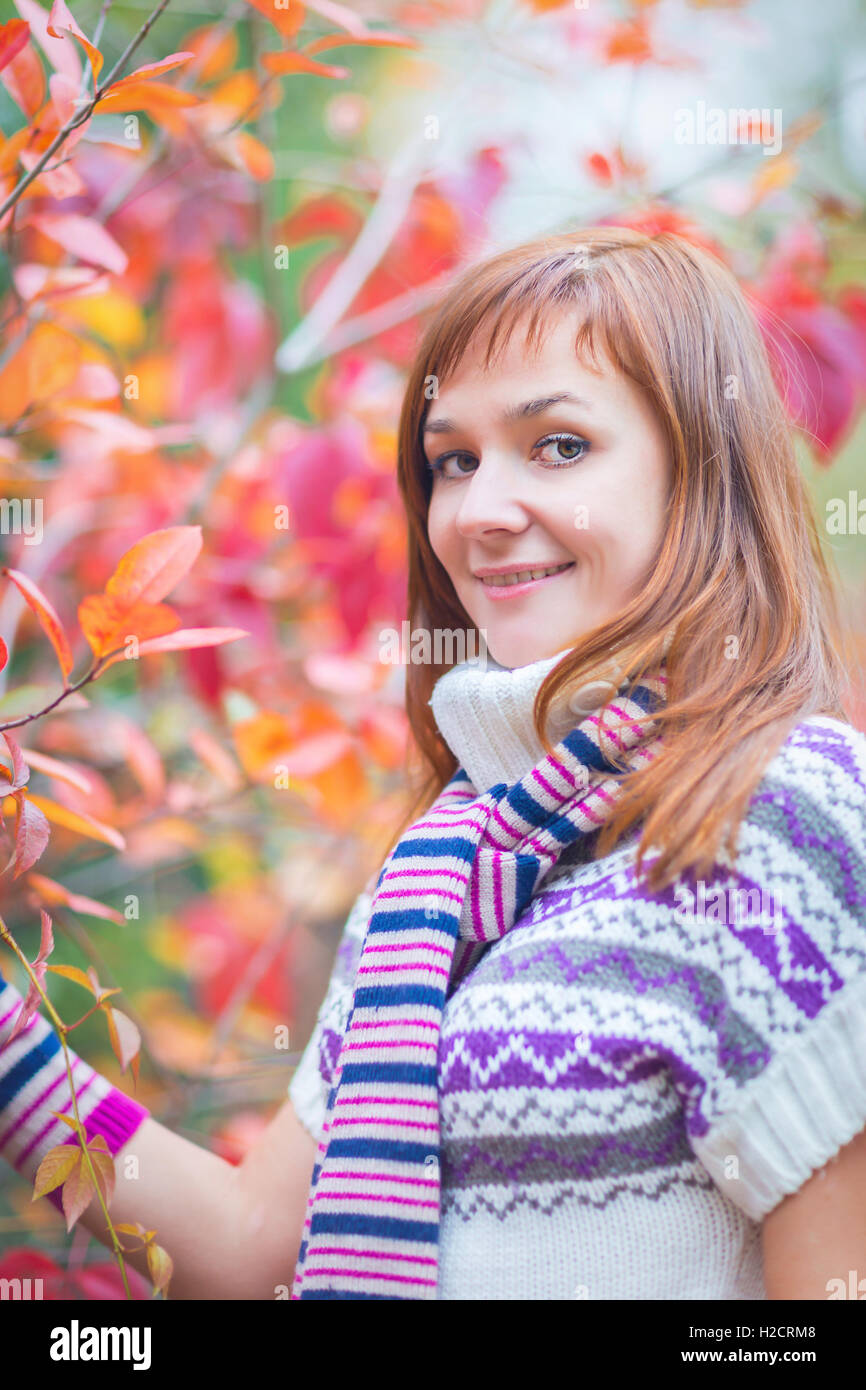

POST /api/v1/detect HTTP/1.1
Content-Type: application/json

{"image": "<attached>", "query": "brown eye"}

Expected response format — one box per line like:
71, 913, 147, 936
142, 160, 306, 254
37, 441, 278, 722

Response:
535, 434, 590, 466
427, 453, 477, 479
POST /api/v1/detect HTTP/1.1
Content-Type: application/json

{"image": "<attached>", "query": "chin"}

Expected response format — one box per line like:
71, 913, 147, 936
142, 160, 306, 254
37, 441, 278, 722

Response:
482, 635, 570, 671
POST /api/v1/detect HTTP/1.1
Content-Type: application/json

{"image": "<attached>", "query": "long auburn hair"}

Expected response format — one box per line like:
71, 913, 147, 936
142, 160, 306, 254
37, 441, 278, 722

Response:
383, 226, 853, 895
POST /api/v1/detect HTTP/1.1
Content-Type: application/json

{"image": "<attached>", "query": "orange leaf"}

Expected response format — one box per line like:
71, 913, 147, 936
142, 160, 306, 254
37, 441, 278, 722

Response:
0, 19, 30, 74
59, 1149, 95, 1230
244, 0, 305, 40
0, 38, 45, 116
23, 791, 125, 851
2, 566, 75, 683
28, 871, 126, 924
78, 593, 180, 660
32, 1142, 82, 1199
86, 1132, 116, 1209
304, 32, 418, 56
106, 526, 203, 606
46, 0, 102, 81
0, 323, 82, 423
102, 1004, 141, 1074
261, 50, 350, 79
107, 50, 195, 91
604, 19, 654, 63
233, 130, 274, 181
183, 24, 238, 82
97, 626, 250, 673
93, 80, 201, 115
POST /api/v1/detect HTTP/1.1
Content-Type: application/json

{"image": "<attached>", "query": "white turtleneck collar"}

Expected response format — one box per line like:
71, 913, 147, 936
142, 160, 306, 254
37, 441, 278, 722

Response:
429, 644, 631, 793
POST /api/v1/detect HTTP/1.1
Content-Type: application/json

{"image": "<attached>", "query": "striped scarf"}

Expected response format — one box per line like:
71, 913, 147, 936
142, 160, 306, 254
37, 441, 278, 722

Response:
291, 665, 667, 1299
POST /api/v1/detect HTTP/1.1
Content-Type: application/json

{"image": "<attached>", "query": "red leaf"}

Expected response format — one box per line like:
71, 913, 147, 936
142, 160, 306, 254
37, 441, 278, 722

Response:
1, 729, 30, 792
0, 19, 30, 74
1, 565, 74, 684
9, 791, 51, 876
0, 635, 6, 672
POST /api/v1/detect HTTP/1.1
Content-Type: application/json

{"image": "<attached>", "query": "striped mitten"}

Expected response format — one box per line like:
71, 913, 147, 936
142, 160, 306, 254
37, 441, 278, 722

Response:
0, 969, 149, 1214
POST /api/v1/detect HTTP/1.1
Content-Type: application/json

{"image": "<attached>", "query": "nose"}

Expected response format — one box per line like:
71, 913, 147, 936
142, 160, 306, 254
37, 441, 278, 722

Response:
454, 454, 531, 539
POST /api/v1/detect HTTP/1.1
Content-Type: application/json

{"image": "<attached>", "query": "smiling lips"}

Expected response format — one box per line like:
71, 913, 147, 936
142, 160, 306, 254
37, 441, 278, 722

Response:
475, 560, 576, 596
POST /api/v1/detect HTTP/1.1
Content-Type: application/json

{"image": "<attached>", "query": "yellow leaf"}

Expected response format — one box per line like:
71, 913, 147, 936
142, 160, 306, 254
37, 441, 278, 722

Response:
23, 792, 125, 850
146, 1241, 173, 1297
45, 962, 97, 993
59, 290, 146, 350
50, 1111, 83, 1133
32, 1142, 81, 1199
752, 154, 798, 200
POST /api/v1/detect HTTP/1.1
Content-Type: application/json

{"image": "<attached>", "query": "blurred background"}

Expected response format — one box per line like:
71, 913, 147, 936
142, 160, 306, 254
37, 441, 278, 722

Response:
0, 0, 864, 1297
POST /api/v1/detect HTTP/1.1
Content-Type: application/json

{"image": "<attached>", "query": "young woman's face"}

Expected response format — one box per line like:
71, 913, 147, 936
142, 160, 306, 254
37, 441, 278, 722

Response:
424, 310, 674, 669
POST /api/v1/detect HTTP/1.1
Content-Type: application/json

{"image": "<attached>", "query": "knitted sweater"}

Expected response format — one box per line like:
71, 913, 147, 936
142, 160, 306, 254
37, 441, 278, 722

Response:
288, 652, 866, 1300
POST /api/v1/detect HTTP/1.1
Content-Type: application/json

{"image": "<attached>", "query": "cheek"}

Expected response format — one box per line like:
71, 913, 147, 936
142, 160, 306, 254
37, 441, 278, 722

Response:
425, 495, 453, 566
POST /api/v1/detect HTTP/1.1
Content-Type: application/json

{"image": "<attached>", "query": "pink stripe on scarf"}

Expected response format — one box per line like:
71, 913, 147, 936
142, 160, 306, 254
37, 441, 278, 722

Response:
319, 1170, 439, 1185
349, 1018, 439, 1033
313, 1188, 438, 1205
375, 888, 464, 907
331, 1099, 438, 1111
356, 962, 449, 980
364, 942, 452, 960
307, 1245, 437, 1264
330, 1118, 439, 1134
302, 1266, 436, 1288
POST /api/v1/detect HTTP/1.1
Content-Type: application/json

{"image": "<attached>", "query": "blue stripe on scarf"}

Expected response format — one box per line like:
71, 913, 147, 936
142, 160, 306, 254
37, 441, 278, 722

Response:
337, 1062, 439, 1086
391, 836, 479, 865
367, 910, 460, 935
301, 1290, 401, 1300
310, 1213, 439, 1242
0, 1029, 60, 1109
324, 1137, 439, 1163
352, 985, 445, 1009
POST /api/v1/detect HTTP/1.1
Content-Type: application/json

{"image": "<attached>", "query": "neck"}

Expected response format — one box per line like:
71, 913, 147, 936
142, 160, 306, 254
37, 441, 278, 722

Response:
429, 645, 631, 792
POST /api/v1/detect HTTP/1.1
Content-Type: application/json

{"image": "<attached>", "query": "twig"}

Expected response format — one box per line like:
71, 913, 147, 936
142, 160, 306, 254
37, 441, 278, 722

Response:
0, 0, 175, 222
0, 915, 133, 1299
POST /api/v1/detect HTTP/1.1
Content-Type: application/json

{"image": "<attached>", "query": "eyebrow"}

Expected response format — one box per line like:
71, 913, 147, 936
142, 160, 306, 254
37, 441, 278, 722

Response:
422, 391, 592, 436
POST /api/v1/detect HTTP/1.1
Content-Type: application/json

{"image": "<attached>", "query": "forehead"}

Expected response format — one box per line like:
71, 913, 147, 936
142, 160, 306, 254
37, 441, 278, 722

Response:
430, 308, 624, 414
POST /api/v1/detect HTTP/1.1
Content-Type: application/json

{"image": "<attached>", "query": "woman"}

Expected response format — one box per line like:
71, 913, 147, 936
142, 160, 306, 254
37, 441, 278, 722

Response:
2, 227, 865, 1300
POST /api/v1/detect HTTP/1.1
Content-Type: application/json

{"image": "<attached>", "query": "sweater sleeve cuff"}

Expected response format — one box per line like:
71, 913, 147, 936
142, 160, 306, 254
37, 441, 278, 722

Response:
691, 969, 866, 1221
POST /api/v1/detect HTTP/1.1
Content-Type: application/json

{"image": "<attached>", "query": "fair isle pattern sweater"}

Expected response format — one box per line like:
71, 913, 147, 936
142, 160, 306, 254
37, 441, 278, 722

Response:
289, 654, 866, 1300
